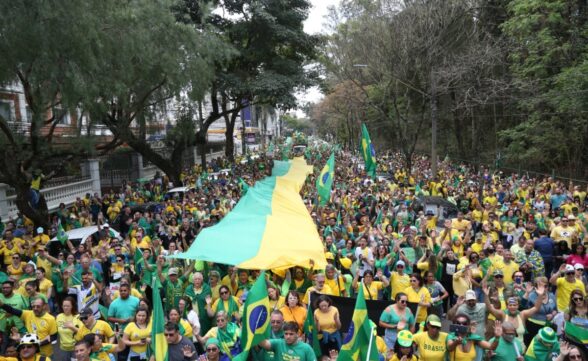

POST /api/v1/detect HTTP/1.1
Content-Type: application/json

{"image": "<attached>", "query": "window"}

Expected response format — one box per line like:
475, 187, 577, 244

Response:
0, 100, 14, 122
52, 105, 70, 125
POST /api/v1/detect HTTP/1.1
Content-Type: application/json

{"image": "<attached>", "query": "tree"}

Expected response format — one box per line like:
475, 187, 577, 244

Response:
324, 0, 505, 171
0, 0, 112, 226
79, 0, 229, 185
176, 0, 320, 161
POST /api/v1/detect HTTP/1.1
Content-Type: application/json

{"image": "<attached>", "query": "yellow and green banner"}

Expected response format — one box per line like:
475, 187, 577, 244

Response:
172, 157, 326, 270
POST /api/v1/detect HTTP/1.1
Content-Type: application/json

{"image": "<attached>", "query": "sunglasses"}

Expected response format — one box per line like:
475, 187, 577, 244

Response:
164, 333, 176, 337
567, 272, 576, 275
569, 354, 581, 360
397, 265, 404, 269
573, 297, 584, 302
20, 345, 35, 349
494, 275, 503, 279
80, 317, 89, 321
398, 300, 407, 304
207, 348, 219, 352
410, 279, 418, 283
220, 291, 229, 295
455, 321, 468, 326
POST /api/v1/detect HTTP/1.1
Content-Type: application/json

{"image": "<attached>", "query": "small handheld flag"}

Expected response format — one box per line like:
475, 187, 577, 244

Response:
57, 222, 68, 245
150, 277, 168, 361
316, 153, 335, 206
360, 124, 377, 179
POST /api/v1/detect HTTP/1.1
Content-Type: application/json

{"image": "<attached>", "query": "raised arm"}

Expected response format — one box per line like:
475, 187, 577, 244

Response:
521, 284, 546, 322
483, 285, 505, 320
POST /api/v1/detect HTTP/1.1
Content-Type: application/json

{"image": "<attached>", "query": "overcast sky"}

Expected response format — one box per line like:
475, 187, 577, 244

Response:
295, 0, 340, 112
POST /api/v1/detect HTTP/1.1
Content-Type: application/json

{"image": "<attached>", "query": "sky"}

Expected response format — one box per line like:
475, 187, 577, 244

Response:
295, 0, 341, 114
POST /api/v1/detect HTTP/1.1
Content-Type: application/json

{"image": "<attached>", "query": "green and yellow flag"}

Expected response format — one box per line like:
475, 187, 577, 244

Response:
316, 152, 335, 206
338, 285, 379, 361
233, 271, 271, 361
360, 124, 376, 179
303, 303, 321, 357
150, 278, 168, 361
57, 222, 68, 245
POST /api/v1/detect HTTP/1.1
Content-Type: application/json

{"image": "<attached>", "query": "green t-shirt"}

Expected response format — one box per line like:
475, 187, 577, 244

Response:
488, 337, 524, 361
269, 339, 317, 361
0, 293, 27, 332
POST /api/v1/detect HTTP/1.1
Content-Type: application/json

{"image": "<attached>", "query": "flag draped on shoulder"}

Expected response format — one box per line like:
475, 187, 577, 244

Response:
338, 286, 379, 361
233, 271, 271, 361
316, 152, 335, 206
360, 124, 377, 179
150, 278, 168, 361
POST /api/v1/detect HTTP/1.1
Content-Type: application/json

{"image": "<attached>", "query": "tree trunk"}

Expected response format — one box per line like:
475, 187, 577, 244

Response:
224, 110, 239, 162
450, 91, 467, 159
197, 101, 207, 168
15, 185, 50, 228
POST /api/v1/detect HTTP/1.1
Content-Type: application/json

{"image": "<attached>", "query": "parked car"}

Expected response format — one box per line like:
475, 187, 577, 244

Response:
411, 196, 459, 228
48, 226, 122, 257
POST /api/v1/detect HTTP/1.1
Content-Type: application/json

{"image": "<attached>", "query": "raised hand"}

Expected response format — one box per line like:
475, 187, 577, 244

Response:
493, 320, 502, 337
182, 345, 196, 358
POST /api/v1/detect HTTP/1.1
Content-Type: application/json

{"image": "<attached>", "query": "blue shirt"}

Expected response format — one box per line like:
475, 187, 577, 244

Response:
534, 236, 555, 262
107, 295, 140, 330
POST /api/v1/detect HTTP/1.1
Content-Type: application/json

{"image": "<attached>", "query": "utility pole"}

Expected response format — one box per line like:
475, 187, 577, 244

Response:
430, 69, 437, 178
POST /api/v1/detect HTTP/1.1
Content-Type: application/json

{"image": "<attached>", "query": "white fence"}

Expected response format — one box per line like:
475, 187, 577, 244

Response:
0, 178, 94, 220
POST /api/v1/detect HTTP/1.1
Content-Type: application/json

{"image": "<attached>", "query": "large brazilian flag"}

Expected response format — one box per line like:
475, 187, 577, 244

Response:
171, 157, 327, 270
361, 123, 377, 179
338, 286, 379, 361
233, 272, 271, 361
316, 152, 335, 206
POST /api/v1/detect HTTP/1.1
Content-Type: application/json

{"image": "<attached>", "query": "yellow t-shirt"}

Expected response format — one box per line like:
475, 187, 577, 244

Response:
303, 285, 334, 305
451, 219, 471, 232
93, 343, 117, 361
404, 287, 431, 323
124, 322, 152, 353
56, 313, 83, 351
390, 272, 410, 299
356, 281, 383, 301
38, 278, 53, 298
21, 310, 57, 356
325, 276, 346, 296
413, 331, 448, 361
314, 306, 339, 334
75, 319, 115, 342
556, 277, 586, 311
0, 246, 22, 266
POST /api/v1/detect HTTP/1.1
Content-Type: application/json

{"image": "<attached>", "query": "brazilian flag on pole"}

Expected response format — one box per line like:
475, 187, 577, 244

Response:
316, 152, 335, 206
233, 271, 271, 361
57, 222, 68, 245
361, 123, 377, 179
338, 285, 379, 361
150, 277, 168, 361
303, 302, 322, 357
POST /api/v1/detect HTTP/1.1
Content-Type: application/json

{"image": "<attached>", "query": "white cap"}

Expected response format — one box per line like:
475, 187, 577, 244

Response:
565, 264, 575, 272
465, 290, 477, 301
103, 223, 110, 228
36, 227, 43, 233
574, 263, 584, 270
396, 260, 405, 267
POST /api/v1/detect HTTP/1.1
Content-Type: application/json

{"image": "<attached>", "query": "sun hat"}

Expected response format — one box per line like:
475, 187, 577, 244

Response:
397, 330, 414, 347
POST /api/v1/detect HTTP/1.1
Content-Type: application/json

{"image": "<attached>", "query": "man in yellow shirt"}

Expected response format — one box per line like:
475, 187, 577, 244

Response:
550, 216, 577, 248
302, 273, 333, 305
390, 260, 410, 299
451, 212, 471, 233
0, 297, 57, 357
550, 264, 586, 311
75, 308, 116, 343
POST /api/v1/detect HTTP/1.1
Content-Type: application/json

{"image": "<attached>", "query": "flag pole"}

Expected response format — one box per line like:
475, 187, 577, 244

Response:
365, 325, 376, 361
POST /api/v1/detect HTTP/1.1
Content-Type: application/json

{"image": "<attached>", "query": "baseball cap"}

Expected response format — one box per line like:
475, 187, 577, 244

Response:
79, 308, 93, 317
396, 260, 406, 268
103, 223, 110, 228
339, 257, 352, 270
493, 269, 503, 277
574, 263, 584, 270
397, 330, 414, 347
465, 290, 477, 301
568, 215, 576, 221
36, 227, 43, 234
565, 264, 575, 272
325, 252, 334, 261
426, 314, 442, 328
168, 267, 179, 276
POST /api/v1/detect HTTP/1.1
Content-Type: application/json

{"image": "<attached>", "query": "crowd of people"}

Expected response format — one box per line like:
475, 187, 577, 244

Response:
0, 146, 587, 361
